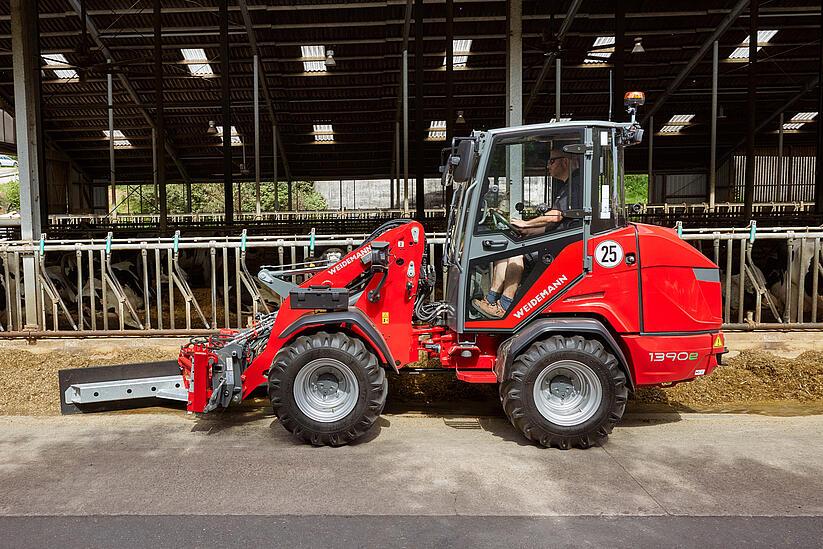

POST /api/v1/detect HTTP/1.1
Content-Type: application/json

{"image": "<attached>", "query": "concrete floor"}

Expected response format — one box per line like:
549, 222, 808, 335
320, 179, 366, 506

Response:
1, 412, 822, 546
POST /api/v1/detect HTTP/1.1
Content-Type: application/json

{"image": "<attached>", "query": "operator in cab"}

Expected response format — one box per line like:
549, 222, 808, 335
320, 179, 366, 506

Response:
512, 145, 582, 235
472, 144, 581, 319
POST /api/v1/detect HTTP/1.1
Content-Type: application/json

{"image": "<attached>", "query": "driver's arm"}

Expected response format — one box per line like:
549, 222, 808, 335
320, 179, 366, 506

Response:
511, 209, 563, 229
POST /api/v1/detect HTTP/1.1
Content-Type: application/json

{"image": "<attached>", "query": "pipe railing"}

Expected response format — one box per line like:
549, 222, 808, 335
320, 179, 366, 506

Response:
2, 224, 823, 337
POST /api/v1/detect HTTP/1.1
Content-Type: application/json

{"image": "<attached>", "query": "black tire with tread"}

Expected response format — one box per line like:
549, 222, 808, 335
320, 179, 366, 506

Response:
500, 335, 628, 449
268, 331, 387, 447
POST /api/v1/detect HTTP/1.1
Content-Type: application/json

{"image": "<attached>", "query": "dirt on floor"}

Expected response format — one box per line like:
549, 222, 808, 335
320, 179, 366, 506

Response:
634, 350, 823, 413
1, 345, 823, 416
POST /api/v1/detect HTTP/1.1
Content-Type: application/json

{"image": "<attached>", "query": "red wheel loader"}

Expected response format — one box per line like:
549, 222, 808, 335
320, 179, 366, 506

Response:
66, 94, 726, 449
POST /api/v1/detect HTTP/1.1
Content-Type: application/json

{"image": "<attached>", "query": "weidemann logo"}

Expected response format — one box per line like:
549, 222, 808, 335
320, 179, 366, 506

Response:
511, 274, 568, 319
328, 246, 372, 275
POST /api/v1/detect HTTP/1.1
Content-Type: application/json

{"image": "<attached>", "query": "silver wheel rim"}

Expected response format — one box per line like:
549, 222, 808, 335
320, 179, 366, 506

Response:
293, 358, 360, 423
533, 359, 602, 426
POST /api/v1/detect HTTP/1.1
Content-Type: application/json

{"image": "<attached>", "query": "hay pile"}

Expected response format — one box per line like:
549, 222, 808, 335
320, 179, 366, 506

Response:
636, 350, 823, 411
0, 345, 176, 416
1, 345, 822, 416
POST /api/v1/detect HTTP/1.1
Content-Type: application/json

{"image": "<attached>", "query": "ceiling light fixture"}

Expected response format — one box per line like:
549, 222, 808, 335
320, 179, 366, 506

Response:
324, 49, 336, 67
207, 120, 218, 135
456, 110, 466, 124
631, 37, 645, 54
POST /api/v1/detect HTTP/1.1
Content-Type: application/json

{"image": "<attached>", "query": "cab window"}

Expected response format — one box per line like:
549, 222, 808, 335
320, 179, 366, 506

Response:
474, 131, 584, 240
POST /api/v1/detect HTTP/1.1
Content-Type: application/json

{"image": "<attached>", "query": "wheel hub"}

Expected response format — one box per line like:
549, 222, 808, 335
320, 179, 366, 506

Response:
313, 373, 341, 399
294, 358, 359, 423
549, 375, 576, 400
533, 359, 603, 427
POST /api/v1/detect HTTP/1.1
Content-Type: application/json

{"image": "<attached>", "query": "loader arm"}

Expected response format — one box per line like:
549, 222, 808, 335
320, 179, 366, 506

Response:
179, 221, 427, 413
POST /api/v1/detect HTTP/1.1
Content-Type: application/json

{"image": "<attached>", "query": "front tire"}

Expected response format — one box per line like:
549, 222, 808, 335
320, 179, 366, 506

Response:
501, 335, 628, 449
269, 331, 387, 446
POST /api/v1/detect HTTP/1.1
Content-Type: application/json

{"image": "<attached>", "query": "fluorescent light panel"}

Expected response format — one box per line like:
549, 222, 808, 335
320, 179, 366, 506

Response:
216, 126, 242, 145
549, 117, 572, 123
102, 129, 131, 148
180, 48, 214, 76
302, 45, 327, 72
790, 111, 818, 122
783, 111, 818, 130
584, 36, 615, 64
443, 39, 472, 68
728, 29, 778, 59
427, 120, 447, 141
667, 114, 695, 124
313, 123, 334, 142
42, 53, 78, 79
660, 125, 684, 134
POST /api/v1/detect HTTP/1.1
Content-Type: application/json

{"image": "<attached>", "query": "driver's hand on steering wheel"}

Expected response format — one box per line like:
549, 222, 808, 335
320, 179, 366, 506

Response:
539, 209, 564, 223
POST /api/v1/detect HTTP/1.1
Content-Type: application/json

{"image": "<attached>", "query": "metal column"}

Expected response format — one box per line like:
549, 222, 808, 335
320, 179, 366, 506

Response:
778, 112, 784, 201
403, 50, 409, 214
743, 0, 758, 220
107, 69, 116, 217
152, 128, 158, 207
506, 0, 523, 219
816, 1, 823, 213
154, 0, 167, 233
647, 116, 654, 202
221, 0, 233, 225
254, 54, 261, 216
445, 0, 454, 208
612, 1, 625, 123
414, 0, 425, 221
10, 0, 44, 329
394, 122, 400, 209
709, 40, 718, 209
555, 58, 561, 121
392, 122, 399, 208
272, 123, 279, 210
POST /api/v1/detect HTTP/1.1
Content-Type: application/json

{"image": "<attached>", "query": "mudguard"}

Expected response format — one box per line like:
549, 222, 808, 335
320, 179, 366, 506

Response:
279, 308, 398, 373
494, 317, 634, 389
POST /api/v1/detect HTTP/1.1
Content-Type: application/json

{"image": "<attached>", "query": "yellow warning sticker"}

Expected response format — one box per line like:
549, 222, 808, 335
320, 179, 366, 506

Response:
713, 335, 724, 348
382, 312, 390, 324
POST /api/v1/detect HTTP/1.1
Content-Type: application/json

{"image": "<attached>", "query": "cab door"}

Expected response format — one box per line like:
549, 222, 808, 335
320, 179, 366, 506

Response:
459, 126, 591, 332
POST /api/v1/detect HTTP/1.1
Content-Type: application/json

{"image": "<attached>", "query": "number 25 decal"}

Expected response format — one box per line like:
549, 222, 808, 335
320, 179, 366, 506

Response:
594, 240, 623, 268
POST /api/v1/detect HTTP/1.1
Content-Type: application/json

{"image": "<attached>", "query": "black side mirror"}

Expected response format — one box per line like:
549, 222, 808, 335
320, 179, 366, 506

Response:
452, 139, 476, 184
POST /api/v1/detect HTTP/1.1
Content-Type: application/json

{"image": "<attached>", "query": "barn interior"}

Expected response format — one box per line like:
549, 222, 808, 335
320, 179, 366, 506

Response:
1, 0, 821, 239
0, 1, 822, 335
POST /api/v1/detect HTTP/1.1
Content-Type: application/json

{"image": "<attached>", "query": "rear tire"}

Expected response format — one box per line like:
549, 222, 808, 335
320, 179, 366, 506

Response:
269, 331, 387, 446
500, 335, 628, 449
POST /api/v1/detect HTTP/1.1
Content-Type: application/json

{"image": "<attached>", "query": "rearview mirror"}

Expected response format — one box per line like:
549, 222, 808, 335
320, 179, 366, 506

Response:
452, 139, 477, 184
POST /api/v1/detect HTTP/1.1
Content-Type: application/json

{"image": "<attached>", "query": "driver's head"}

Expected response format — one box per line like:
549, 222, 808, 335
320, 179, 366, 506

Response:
548, 145, 577, 182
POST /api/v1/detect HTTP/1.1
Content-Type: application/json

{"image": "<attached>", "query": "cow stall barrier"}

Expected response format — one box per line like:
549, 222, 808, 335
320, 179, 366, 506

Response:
0, 230, 448, 337
0, 224, 822, 337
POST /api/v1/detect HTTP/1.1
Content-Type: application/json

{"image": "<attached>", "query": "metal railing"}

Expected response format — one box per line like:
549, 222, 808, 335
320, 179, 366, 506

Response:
0, 230, 447, 337
48, 209, 448, 227
679, 223, 823, 329
639, 201, 813, 215
2, 223, 823, 337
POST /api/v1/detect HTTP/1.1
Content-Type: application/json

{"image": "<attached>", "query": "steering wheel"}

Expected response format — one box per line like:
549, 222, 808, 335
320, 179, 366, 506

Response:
489, 208, 515, 231
479, 199, 491, 225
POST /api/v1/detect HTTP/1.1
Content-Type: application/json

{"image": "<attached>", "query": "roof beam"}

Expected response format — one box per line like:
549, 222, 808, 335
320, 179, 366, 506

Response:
237, 0, 292, 181
64, 0, 191, 184
641, 0, 750, 124
523, 0, 583, 117
721, 74, 820, 161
